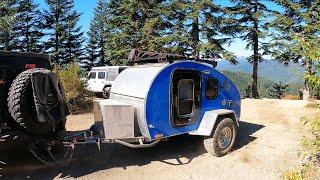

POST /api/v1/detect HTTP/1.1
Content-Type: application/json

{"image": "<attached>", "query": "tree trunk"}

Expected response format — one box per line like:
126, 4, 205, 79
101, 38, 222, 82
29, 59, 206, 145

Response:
4, 33, 10, 51
54, 3, 59, 63
191, 16, 200, 59
251, 3, 259, 98
303, 59, 312, 100
26, 13, 30, 52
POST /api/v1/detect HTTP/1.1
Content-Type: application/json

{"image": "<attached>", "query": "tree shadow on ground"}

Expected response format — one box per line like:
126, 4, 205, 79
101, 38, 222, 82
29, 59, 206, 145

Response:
1, 121, 264, 179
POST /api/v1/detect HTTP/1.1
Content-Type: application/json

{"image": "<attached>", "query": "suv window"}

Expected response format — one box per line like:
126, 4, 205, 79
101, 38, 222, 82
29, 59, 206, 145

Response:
88, 72, 96, 79
107, 72, 117, 81
98, 72, 106, 79
206, 77, 218, 99
119, 67, 127, 73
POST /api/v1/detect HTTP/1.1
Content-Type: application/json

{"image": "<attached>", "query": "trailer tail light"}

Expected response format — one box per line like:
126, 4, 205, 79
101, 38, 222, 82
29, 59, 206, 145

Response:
25, 64, 36, 69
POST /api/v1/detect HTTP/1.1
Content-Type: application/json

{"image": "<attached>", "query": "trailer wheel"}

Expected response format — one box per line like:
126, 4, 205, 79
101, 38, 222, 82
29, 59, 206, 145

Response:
7, 69, 54, 135
203, 118, 237, 157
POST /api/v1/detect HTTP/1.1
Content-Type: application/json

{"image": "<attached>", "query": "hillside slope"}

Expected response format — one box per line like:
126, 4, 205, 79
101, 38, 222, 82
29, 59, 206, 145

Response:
217, 57, 305, 83
221, 71, 303, 98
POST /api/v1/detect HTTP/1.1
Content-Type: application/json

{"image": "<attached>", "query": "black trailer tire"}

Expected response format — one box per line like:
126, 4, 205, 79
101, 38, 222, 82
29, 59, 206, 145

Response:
203, 118, 237, 157
7, 69, 53, 135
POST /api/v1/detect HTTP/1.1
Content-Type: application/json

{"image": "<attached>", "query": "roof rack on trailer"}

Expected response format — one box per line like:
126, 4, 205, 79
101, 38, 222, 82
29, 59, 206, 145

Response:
127, 49, 217, 67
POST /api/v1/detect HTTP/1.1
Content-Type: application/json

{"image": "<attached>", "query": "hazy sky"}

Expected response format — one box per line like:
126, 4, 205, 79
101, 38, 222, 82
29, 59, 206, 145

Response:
34, 0, 282, 58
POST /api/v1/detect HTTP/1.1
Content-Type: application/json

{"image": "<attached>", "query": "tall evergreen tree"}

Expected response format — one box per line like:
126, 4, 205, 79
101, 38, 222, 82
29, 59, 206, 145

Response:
104, 0, 167, 64
223, 0, 272, 98
269, 0, 320, 100
86, 0, 109, 68
64, 8, 85, 63
43, 0, 84, 64
160, 1, 237, 62
13, 0, 44, 52
0, 0, 17, 51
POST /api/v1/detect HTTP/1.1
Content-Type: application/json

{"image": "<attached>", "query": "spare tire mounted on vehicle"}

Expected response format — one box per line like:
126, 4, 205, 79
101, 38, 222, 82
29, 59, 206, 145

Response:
7, 68, 67, 135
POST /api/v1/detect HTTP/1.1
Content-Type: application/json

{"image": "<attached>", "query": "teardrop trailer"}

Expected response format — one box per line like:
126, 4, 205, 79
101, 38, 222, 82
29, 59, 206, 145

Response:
79, 50, 241, 157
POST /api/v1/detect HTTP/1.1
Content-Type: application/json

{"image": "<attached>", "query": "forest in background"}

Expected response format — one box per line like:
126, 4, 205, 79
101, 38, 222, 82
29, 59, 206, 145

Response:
0, 0, 319, 99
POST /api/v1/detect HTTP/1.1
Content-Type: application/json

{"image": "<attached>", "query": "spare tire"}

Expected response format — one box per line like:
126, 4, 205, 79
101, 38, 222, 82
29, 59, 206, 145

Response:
7, 69, 63, 135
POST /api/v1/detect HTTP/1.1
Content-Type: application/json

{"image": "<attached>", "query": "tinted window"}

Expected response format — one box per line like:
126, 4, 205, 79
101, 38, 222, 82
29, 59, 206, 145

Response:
98, 72, 106, 79
88, 72, 96, 79
107, 72, 117, 81
206, 78, 218, 99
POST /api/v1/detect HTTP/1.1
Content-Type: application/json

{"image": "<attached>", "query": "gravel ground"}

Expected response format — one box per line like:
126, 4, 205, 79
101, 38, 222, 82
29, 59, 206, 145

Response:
0, 99, 313, 180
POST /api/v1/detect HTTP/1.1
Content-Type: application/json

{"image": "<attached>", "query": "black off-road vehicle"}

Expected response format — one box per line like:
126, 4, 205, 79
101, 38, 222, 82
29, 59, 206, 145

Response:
0, 51, 68, 142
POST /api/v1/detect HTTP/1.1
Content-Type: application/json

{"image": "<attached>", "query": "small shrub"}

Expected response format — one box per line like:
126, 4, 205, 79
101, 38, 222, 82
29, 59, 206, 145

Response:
54, 63, 93, 114
306, 103, 320, 109
292, 116, 320, 180
283, 95, 301, 100
282, 168, 304, 180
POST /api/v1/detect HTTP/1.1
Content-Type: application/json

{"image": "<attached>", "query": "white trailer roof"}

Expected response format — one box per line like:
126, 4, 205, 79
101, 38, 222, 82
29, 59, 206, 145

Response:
110, 64, 167, 99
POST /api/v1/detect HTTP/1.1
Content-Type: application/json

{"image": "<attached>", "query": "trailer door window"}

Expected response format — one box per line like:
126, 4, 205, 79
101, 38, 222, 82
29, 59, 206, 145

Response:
171, 70, 201, 126
206, 77, 218, 99
178, 79, 195, 116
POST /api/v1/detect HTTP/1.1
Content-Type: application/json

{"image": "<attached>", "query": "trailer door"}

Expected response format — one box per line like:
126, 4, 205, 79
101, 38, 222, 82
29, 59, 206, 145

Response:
171, 69, 201, 127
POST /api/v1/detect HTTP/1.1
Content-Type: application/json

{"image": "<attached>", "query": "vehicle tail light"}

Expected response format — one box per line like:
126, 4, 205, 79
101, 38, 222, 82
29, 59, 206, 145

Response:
25, 64, 36, 69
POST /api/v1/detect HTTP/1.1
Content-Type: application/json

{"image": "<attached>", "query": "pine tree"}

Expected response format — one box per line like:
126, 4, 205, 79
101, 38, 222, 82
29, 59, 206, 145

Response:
0, 0, 17, 51
269, 0, 320, 100
85, 0, 109, 68
13, 0, 44, 52
43, 0, 84, 64
63, 9, 85, 63
162, 1, 237, 62
223, 0, 272, 98
104, 0, 167, 64
269, 82, 288, 99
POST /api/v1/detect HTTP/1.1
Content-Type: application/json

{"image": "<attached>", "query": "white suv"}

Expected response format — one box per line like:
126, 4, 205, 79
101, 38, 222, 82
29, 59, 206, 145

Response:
86, 66, 128, 98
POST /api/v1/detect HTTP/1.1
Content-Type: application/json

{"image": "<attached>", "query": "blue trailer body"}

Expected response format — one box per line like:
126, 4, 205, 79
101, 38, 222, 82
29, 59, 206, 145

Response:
144, 61, 241, 140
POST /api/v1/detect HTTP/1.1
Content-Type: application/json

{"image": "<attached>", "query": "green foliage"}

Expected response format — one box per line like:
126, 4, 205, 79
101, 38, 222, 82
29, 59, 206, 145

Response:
0, 0, 17, 51
43, 0, 84, 64
54, 63, 93, 114
102, 0, 237, 65
14, 0, 44, 52
270, 0, 320, 99
84, 0, 109, 70
269, 82, 289, 99
305, 103, 320, 109
296, 112, 320, 179
282, 168, 304, 180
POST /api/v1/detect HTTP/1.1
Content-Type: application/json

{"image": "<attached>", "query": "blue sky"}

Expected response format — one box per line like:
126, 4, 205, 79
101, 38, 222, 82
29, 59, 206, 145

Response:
34, 0, 282, 58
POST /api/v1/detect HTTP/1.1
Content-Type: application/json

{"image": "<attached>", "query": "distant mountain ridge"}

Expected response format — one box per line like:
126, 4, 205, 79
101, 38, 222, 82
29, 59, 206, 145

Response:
216, 57, 305, 83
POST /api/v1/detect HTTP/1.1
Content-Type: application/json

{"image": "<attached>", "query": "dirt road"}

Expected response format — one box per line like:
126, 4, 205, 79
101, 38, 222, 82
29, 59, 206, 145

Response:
0, 99, 313, 180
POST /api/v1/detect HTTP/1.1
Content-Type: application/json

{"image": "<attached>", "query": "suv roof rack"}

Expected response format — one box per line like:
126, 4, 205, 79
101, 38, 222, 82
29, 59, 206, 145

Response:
127, 49, 217, 67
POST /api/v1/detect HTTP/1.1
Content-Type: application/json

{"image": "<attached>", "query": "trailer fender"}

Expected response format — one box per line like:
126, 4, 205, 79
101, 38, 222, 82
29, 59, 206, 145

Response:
189, 109, 238, 136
